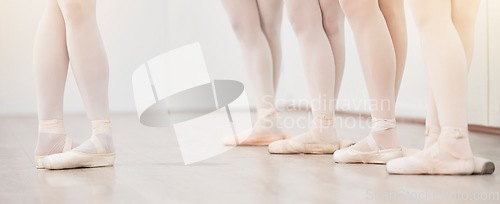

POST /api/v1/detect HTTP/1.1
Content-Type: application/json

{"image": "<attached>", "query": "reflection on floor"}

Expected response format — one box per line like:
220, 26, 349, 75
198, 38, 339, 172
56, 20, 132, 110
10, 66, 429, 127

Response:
1, 112, 499, 203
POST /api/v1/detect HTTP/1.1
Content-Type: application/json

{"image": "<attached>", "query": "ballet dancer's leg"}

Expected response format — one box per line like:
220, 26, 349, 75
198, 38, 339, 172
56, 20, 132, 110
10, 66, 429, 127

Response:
334, 0, 402, 164
423, 0, 492, 174
320, 0, 345, 100
387, 0, 474, 175
256, 0, 284, 91
321, 0, 355, 147
221, 0, 275, 110
379, 0, 422, 157
221, 0, 288, 146
425, 0, 481, 148
57, 0, 110, 121
452, 0, 481, 69
269, 0, 355, 154
34, 0, 69, 121
451, 0, 493, 174
33, 0, 74, 168
43, 0, 114, 169
424, 90, 441, 148
379, 0, 407, 100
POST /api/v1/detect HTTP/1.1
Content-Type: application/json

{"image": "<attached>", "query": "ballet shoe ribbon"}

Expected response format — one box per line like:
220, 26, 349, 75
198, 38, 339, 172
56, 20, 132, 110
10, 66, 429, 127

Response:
312, 115, 335, 128
371, 118, 396, 132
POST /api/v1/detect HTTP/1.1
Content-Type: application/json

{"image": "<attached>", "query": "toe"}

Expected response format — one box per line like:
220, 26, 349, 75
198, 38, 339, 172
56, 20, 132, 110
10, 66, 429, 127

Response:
268, 140, 286, 153
222, 136, 237, 146
333, 148, 351, 163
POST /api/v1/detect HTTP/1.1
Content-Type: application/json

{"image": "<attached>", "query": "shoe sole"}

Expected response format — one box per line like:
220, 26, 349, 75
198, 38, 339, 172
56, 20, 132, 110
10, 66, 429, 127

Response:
334, 149, 403, 164
223, 133, 294, 146
269, 143, 340, 154
35, 156, 45, 169
386, 159, 475, 175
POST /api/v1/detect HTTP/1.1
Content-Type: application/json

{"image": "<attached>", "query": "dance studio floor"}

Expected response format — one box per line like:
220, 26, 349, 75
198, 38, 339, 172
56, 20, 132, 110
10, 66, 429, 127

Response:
1, 112, 499, 203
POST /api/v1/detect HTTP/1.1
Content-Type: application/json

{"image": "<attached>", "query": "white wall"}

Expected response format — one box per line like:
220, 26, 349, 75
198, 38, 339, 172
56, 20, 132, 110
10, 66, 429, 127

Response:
0, 0, 495, 127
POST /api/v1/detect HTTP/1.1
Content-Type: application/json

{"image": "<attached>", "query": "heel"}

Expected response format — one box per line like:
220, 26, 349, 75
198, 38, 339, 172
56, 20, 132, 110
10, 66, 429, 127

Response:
35, 157, 45, 169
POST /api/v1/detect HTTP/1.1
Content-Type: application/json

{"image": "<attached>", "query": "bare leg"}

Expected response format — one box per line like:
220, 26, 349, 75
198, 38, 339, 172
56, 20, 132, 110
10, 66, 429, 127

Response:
339, 0, 399, 151
256, 0, 284, 91
221, 0, 288, 146
319, 0, 345, 100
33, 0, 73, 163
387, 0, 474, 175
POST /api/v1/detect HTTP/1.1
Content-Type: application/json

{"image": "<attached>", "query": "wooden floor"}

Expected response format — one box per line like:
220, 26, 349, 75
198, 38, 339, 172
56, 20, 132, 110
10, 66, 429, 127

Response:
1, 112, 499, 204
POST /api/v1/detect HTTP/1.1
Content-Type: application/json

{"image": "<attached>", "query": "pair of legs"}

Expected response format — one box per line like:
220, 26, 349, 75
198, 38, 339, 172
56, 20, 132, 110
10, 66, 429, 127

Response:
423, 0, 481, 148
221, 0, 289, 145
34, 0, 113, 169
320, 0, 409, 162
338, 0, 408, 153
269, 0, 351, 154
270, 0, 408, 154
387, 0, 483, 175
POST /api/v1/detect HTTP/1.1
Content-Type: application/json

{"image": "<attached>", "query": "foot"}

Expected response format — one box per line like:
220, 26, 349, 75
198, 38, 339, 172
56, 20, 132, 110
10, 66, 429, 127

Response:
43, 120, 115, 170
268, 115, 355, 154
223, 108, 292, 146
334, 118, 402, 164
424, 126, 494, 175
424, 126, 440, 149
386, 127, 474, 175
34, 120, 75, 169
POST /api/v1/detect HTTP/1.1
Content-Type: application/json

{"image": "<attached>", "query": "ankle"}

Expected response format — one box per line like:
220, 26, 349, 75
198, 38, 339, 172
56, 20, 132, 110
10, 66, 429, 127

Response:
425, 125, 441, 139
424, 125, 441, 148
35, 120, 69, 156
438, 126, 473, 159
254, 108, 280, 132
39, 120, 66, 134
313, 114, 335, 126
425, 125, 441, 136
439, 126, 468, 139
91, 120, 111, 137
257, 108, 277, 119
311, 115, 337, 143
89, 120, 114, 153
370, 118, 400, 148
